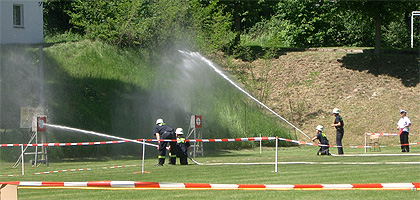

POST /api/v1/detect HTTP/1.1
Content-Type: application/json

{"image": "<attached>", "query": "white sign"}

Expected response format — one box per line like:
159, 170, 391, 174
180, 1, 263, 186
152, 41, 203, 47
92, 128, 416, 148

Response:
20, 107, 43, 128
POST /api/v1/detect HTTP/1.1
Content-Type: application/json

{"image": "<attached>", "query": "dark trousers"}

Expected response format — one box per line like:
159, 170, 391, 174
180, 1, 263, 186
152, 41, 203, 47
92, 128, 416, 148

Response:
317, 147, 329, 155
158, 133, 176, 165
336, 130, 344, 154
400, 131, 409, 152
176, 149, 188, 165
179, 155, 188, 165
168, 142, 177, 164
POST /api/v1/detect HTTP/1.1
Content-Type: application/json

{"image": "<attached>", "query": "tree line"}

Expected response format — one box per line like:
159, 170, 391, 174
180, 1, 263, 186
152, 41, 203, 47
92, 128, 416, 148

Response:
44, 0, 420, 55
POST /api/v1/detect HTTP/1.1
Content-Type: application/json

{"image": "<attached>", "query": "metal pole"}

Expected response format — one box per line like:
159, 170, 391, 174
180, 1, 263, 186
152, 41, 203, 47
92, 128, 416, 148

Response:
411, 11, 420, 48
364, 133, 367, 153
259, 134, 262, 154
35, 131, 38, 166
142, 140, 145, 174
193, 127, 197, 158
21, 145, 24, 175
275, 136, 278, 173
412, 12, 414, 48
39, 46, 44, 108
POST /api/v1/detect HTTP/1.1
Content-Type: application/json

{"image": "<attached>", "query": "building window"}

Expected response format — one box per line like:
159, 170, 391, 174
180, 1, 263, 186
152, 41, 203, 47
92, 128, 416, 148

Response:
13, 4, 23, 27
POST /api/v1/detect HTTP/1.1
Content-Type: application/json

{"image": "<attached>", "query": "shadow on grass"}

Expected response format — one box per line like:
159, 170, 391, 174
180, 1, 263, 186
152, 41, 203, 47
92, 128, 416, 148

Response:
230, 45, 306, 62
338, 50, 419, 87
231, 46, 419, 87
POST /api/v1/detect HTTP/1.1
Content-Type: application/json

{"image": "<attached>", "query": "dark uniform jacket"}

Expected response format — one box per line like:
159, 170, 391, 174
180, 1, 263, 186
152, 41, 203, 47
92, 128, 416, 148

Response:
154, 124, 175, 139
316, 132, 329, 147
334, 115, 344, 132
176, 136, 190, 156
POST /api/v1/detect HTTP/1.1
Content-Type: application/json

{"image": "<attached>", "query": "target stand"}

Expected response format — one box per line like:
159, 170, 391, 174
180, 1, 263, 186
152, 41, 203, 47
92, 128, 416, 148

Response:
31, 116, 48, 166
14, 116, 48, 168
187, 115, 203, 157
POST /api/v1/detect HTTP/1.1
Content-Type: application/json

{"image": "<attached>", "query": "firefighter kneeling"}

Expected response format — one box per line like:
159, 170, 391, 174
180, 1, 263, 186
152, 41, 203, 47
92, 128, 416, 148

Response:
312, 125, 331, 155
175, 128, 191, 165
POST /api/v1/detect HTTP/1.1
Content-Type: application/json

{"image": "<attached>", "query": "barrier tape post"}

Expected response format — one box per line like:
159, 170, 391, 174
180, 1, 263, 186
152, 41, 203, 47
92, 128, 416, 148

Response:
21, 145, 24, 176
142, 140, 145, 174
275, 136, 278, 173
364, 132, 367, 153
259, 134, 262, 154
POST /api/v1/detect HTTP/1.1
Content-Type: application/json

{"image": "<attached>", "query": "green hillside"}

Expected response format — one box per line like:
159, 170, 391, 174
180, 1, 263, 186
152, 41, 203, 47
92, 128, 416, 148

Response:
0, 41, 293, 160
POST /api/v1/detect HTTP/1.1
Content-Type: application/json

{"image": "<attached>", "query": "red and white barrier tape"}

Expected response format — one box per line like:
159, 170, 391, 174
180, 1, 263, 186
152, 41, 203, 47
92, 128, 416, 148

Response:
186, 137, 276, 142
31, 168, 91, 175
0, 137, 277, 147
0, 141, 127, 147
2, 136, 416, 149
1, 181, 418, 190
103, 165, 139, 169
367, 133, 420, 136
278, 137, 420, 148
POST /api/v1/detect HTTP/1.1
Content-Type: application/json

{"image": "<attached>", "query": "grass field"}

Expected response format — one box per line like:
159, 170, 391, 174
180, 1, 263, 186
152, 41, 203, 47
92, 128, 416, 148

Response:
0, 145, 419, 199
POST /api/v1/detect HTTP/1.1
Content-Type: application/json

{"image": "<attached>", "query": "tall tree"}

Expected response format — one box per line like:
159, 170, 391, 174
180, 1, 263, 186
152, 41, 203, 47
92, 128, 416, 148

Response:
218, 0, 278, 46
339, 1, 415, 55
273, 0, 344, 47
43, 0, 73, 35
188, 0, 236, 52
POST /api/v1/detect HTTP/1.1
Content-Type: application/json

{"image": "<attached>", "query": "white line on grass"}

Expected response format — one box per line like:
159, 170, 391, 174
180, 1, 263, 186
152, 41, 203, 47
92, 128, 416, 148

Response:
201, 162, 420, 165
331, 153, 420, 157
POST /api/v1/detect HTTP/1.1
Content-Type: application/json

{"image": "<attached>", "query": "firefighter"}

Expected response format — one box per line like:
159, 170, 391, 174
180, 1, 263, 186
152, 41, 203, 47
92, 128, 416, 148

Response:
331, 108, 344, 155
154, 118, 176, 166
175, 128, 190, 165
397, 110, 411, 152
312, 125, 330, 155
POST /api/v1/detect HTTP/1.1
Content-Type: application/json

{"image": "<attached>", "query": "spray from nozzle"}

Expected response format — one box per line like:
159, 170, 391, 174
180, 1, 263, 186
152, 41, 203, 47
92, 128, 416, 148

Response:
178, 50, 311, 140
44, 123, 159, 148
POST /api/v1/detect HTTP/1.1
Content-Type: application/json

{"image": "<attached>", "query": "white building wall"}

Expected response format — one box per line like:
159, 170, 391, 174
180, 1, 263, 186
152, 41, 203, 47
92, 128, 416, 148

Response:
0, 0, 43, 44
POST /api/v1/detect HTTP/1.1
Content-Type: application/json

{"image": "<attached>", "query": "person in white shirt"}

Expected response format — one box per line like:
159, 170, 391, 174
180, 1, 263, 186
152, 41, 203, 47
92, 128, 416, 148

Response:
397, 110, 411, 152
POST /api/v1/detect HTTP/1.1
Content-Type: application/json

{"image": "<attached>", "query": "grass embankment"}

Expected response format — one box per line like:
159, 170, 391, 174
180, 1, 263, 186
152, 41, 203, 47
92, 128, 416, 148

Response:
0, 147, 418, 199
214, 49, 419, 146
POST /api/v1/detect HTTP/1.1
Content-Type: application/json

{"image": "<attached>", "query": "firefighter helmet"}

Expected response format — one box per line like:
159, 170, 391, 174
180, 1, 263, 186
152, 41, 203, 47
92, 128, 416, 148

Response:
175, 128, 183, 135
156, 118, 164, 125
316, 125, 323, 132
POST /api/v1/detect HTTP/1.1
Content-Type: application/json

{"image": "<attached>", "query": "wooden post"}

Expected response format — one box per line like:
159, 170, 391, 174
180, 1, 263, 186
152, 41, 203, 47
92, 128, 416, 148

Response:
0, 184, 18, 200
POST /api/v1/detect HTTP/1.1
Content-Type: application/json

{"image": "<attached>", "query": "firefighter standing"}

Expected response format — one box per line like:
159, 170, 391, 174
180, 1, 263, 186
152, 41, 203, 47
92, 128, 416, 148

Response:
397, 110, 411, 152
154, 118, 176, 166
331, 108, 344, 155
175, 128, 190, 165
312, 125, 330, 155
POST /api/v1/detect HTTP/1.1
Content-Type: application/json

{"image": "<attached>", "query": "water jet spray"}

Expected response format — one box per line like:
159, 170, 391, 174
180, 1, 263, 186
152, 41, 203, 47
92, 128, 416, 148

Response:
44, 123, 158, 148
44, 123, 203, 165
178, 50, 311, 140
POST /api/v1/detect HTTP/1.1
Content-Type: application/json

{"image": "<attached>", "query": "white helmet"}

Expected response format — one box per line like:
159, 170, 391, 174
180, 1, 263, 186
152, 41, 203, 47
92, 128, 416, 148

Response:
332, 108, 340, 114
316, 125, 323, 132
156, 118, 164, 125
175, 128, 183, 135
400, 110, 407, 114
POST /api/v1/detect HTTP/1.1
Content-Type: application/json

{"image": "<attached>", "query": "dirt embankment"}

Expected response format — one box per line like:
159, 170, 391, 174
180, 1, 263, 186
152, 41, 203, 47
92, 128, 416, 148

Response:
216, 49, 420, 146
